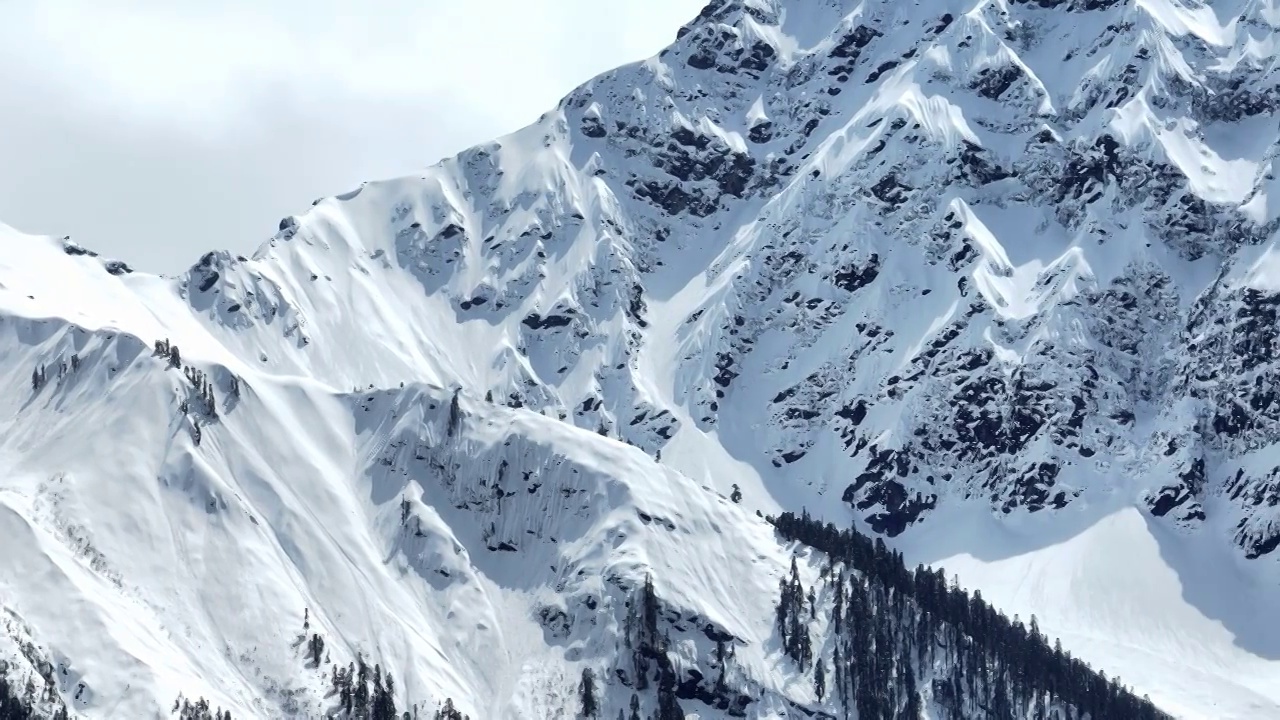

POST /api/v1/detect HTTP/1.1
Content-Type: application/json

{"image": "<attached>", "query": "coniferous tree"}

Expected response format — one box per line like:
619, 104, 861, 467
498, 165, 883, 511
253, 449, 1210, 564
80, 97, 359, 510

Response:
340, 670, 354, 714
308, 634, 325, 666
901, 663, 921, 719
579, 668, 598, 718
713, 640, 729, 696
371, 666, 397, 720
653, 653, 683, 720
433, 698, 466, 720
640, 575, 659, 648
354, 657, 370, 717
768, 510, 1170, 720
776, 556, 813, 671
446, 391, 463, 437
628, 574, 662, 692
832, 642, 847, 710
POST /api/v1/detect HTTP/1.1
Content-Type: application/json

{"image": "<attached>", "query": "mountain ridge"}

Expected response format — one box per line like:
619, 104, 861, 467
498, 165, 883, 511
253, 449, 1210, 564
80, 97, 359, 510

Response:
2, 0, 1280, 716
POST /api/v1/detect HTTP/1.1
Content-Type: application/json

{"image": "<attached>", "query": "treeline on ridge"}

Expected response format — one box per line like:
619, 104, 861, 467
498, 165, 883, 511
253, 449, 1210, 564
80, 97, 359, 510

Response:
770, 510, 1170, 720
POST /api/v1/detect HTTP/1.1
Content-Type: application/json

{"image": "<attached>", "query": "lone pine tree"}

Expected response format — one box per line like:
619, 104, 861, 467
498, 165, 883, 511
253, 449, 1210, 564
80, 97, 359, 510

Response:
579, 668, 598, 718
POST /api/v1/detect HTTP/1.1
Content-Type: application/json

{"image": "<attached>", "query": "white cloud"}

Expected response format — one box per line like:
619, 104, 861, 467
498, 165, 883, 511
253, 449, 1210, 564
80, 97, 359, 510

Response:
0, 0, 702, 272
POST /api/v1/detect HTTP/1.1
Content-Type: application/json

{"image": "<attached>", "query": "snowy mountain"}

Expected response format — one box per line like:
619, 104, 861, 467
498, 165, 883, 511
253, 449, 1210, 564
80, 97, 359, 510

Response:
2, 0, 1280, 717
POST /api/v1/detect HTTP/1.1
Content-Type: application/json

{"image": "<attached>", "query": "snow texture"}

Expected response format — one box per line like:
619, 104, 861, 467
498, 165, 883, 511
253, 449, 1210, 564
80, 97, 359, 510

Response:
3, 0, 1280, 717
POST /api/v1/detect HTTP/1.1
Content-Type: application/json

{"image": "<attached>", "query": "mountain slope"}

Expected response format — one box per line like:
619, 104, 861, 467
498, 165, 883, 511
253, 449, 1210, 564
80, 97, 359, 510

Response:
0, 285, 791, 718
2, 0, 1280, 717
0, 244, 1166, 719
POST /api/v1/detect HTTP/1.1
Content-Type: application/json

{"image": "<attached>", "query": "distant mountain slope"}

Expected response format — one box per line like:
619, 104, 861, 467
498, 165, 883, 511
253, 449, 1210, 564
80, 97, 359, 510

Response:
0, 270, 1164, 719
2, 0, 1280, 717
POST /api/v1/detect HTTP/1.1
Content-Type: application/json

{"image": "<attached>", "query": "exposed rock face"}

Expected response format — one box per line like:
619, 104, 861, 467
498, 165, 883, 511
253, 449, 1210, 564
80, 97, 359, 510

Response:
553, 0, 1280, 556
160, 0, 1280, 559
6, 1, 1280, 717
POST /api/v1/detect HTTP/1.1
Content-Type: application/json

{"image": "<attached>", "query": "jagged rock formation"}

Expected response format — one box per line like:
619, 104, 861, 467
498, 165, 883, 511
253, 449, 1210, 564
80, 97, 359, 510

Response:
2, 0, 1280, 717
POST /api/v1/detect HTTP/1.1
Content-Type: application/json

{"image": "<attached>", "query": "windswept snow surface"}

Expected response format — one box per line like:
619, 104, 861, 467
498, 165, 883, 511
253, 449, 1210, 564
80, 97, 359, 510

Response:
0, 247, 793, 717
4, 0, 1280, 717
899, 504, 1280, 720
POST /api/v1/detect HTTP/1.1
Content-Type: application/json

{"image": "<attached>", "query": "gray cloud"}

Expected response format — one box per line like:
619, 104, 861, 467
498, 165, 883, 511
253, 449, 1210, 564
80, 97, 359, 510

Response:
0, 0, 702, 273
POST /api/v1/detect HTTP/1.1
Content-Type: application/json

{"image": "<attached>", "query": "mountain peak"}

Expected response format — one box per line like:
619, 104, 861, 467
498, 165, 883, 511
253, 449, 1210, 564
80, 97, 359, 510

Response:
3, 1, 1280, 716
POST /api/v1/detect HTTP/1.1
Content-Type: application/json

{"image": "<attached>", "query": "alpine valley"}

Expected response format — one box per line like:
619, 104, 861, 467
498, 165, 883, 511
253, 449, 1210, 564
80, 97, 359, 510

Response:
2, 0, 1279, 718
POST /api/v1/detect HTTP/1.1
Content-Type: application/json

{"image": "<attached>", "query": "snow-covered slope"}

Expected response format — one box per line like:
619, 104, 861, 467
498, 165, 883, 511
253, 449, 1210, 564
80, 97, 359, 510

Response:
3, 0, 1280, 717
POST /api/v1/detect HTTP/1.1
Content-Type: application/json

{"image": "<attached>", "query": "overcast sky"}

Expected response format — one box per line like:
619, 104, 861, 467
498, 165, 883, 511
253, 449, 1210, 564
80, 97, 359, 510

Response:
0, 1, 702, 274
